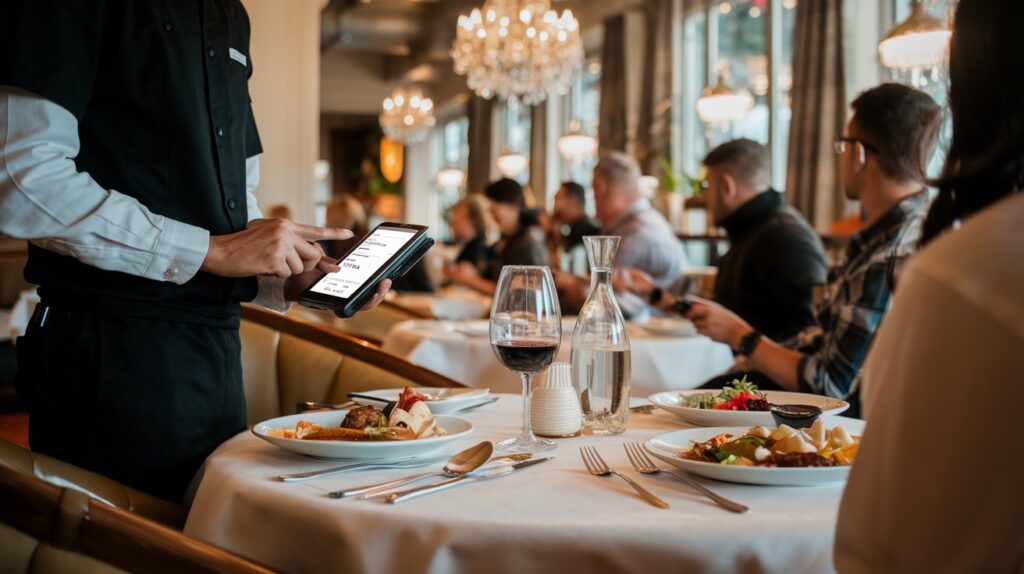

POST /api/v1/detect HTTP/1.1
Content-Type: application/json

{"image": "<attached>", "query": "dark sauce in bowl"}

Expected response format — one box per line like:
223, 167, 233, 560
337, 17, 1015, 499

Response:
770, 404, 824, 429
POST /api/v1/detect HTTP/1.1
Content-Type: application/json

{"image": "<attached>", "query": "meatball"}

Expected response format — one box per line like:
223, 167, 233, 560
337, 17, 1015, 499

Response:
340, 405, 387, 430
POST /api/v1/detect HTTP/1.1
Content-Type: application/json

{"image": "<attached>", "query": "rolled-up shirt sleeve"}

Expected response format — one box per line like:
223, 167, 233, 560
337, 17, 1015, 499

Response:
0, 87, 210, 284
243, 154, 290, 313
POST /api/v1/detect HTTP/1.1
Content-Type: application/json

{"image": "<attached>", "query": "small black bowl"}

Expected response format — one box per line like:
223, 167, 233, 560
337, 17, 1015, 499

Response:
770, 404, 823, 429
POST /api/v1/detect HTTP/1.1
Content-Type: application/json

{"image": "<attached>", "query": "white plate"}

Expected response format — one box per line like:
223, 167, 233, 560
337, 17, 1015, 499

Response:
252, 410, 474, 460
640, 317, 697, 337
648, 390, 850, 427
352, 387, 491, 414
454, 320, 490, 337
644, 420, 865, 486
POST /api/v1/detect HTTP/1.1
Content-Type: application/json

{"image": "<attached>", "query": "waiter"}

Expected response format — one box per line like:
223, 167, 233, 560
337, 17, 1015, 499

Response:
0, 1, 389, 501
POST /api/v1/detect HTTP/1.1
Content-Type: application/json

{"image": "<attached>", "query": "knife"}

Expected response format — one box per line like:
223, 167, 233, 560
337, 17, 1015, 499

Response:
278, 456, 424, 482
385, 456, 555, 504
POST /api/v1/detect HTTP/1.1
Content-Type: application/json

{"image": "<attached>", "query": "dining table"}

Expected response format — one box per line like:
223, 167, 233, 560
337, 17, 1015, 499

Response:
381, 318, 736, 395
185, 394, 855, 574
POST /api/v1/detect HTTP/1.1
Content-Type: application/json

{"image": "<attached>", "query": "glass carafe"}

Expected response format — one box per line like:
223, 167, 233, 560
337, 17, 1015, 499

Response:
570, 236, 631, 435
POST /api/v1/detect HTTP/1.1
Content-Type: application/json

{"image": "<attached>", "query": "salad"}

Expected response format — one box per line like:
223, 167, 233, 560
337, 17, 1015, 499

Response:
682, 420, 860, 467
675, 376, 770, 411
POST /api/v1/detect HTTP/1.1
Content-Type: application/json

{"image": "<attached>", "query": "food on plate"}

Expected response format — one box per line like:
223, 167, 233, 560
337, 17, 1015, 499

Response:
681, 419, 860, 467
675, 376, 771, 411
269, 398, 446, 442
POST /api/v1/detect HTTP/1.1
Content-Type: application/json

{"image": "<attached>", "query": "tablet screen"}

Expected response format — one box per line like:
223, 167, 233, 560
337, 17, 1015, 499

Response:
310, 227, 417, 299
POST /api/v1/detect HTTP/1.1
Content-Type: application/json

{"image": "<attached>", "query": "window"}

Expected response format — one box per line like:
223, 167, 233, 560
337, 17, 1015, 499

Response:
561, 59, 602, 192
432, 115, 469, 241
680, 0, 797, 192
497, 102, 532, 185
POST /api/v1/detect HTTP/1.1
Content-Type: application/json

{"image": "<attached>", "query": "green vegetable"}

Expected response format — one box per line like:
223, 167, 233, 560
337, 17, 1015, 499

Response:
719, 454, 738, 465
677, 375, 764, 410
676, 392, 718, 409
719, 375, 759, 401
717, 435, 767, 460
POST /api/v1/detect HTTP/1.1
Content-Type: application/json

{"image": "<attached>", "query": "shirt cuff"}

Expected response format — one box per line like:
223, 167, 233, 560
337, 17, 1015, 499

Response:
253, 275, 291, 313
796, 354, 817, 394
147, 217, 210, 285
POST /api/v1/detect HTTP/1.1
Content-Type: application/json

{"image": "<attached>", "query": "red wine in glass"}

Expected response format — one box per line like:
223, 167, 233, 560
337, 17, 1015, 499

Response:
492, 340, 559, 374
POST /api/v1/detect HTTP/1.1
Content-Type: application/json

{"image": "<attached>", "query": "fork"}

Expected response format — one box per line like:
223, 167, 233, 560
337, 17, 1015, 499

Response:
623, 442, 749, 514
579, 446, 669, 509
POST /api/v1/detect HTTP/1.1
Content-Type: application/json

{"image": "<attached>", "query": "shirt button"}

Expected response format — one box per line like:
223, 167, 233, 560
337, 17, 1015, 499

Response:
227, 199, 237, 210
216, 127, 224, 137
164, 22, 173, 32
208, 47, 216, 58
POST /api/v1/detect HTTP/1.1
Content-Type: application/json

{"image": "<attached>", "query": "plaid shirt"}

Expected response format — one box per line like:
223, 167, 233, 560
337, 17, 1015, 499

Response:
789, 191, 930, 404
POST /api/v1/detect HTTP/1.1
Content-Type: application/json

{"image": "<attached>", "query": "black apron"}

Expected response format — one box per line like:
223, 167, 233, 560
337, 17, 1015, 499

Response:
1, 0, 262, 500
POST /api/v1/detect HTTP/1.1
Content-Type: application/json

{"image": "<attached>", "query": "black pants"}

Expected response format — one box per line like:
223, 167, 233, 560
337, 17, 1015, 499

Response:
14, 303, 245, 502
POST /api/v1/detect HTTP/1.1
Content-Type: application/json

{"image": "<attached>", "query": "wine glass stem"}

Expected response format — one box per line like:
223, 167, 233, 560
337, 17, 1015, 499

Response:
519, 372, 535, 441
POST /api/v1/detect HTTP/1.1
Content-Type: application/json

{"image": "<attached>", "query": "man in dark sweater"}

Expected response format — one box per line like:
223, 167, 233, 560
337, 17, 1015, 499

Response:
631, 139, 826, 342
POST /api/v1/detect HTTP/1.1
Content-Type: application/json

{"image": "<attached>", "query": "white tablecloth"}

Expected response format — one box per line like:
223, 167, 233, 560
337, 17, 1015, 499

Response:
382, 319, 735, 395
185, 396, 847, 574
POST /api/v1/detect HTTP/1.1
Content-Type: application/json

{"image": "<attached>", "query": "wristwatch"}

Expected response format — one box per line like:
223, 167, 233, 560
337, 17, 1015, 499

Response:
734, 330, 763, 357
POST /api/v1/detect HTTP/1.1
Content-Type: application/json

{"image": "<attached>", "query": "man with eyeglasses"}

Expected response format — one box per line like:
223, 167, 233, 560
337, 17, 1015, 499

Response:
677, 84, 942, 417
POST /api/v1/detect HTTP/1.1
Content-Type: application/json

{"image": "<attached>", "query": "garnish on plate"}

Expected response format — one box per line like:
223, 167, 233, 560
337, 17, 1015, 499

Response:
675, 376, 771, 411
680, 420, 859, 467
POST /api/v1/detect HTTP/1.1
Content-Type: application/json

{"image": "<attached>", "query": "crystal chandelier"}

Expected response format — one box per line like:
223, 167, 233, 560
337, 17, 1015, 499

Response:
379, 86, 436, 145
496, 149, 529, 178
451, 0, 584, 106
557, 119, 598, 164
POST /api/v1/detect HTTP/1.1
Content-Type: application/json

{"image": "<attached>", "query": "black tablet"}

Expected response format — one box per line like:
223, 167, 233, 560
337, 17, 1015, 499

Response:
299, 222, 432, 318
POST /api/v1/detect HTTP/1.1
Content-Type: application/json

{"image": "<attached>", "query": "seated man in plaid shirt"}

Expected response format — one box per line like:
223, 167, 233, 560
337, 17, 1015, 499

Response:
687, 84, 942, 418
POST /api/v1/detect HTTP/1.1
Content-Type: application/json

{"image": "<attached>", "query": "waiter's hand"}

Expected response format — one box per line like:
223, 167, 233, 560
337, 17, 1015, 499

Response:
202, 219, 353, 278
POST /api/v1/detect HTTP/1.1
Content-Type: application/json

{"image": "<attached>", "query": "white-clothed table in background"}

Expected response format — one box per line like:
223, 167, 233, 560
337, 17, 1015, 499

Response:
186, 396, 850, 574
382, 319, 735, 395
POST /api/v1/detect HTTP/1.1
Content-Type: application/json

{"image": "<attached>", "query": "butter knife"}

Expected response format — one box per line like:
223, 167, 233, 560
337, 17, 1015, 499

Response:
278, 456, 424, 482
385, 456, 554, 504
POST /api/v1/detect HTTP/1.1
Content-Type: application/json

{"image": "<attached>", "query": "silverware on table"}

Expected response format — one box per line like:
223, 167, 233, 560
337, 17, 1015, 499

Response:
296, 400, 356, 413
345, 392, 392, 404
350, 453, 532, 500
623, 442, 749, 514
277, 456, 429, 482
327, 441, 494, 499
579, 446, 669, 509
452, 396, 500, 413
629, 404, 656, 414
383, 456, 555, 504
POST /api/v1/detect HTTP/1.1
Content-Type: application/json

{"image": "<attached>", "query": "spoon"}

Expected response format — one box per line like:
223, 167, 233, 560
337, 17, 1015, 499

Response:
328, 441, 497, 499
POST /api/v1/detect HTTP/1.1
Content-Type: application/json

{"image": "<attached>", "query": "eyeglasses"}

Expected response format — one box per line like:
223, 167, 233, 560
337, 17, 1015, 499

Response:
833, 135, 879, 156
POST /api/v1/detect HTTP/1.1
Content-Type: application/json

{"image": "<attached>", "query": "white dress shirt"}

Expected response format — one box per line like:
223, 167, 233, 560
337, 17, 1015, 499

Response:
835, 191, 1024, 572
0, 87, 287, 311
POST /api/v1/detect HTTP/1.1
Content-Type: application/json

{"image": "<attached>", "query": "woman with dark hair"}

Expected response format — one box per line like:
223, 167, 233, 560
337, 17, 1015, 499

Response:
835, 1, 1024, 571
450, 178, 548, 294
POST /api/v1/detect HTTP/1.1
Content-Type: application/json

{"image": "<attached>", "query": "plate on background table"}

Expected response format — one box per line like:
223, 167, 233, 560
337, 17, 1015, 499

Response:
648, 390, 850, 427
644, 419, 865, 486
639, 317, 697, 337
352, 387, 491, 414
252, 409, 474, 460
454, 320, 490, 337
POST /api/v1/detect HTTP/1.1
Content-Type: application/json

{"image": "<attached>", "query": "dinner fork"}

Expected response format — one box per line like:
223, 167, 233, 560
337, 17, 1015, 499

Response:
623, 442, 749, 514
579, 446, 669, 509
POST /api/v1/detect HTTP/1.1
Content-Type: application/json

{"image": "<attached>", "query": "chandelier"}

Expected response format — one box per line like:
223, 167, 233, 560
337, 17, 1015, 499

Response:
557, 119, 598, 164
379, 86, 436, 145
451, 0, 584, 106
496, 149, 529, 178
695, 72, 754, 126
878, 1, 951, 87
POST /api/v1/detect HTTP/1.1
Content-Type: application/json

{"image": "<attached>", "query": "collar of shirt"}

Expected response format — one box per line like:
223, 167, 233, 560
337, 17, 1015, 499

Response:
847, 190, 929, 262
719, 189, 782, 240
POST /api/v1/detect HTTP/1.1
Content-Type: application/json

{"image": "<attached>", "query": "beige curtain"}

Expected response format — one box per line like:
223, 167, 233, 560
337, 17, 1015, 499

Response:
635, 0, 674, 177
529, 103, 547, 208
598, 15, 627, 153
785, 0, 847, 231
466, 95, 494, 194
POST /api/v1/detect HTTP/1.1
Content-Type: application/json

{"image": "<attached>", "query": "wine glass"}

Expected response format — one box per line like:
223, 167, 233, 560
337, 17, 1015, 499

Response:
489, 265, 562, 452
